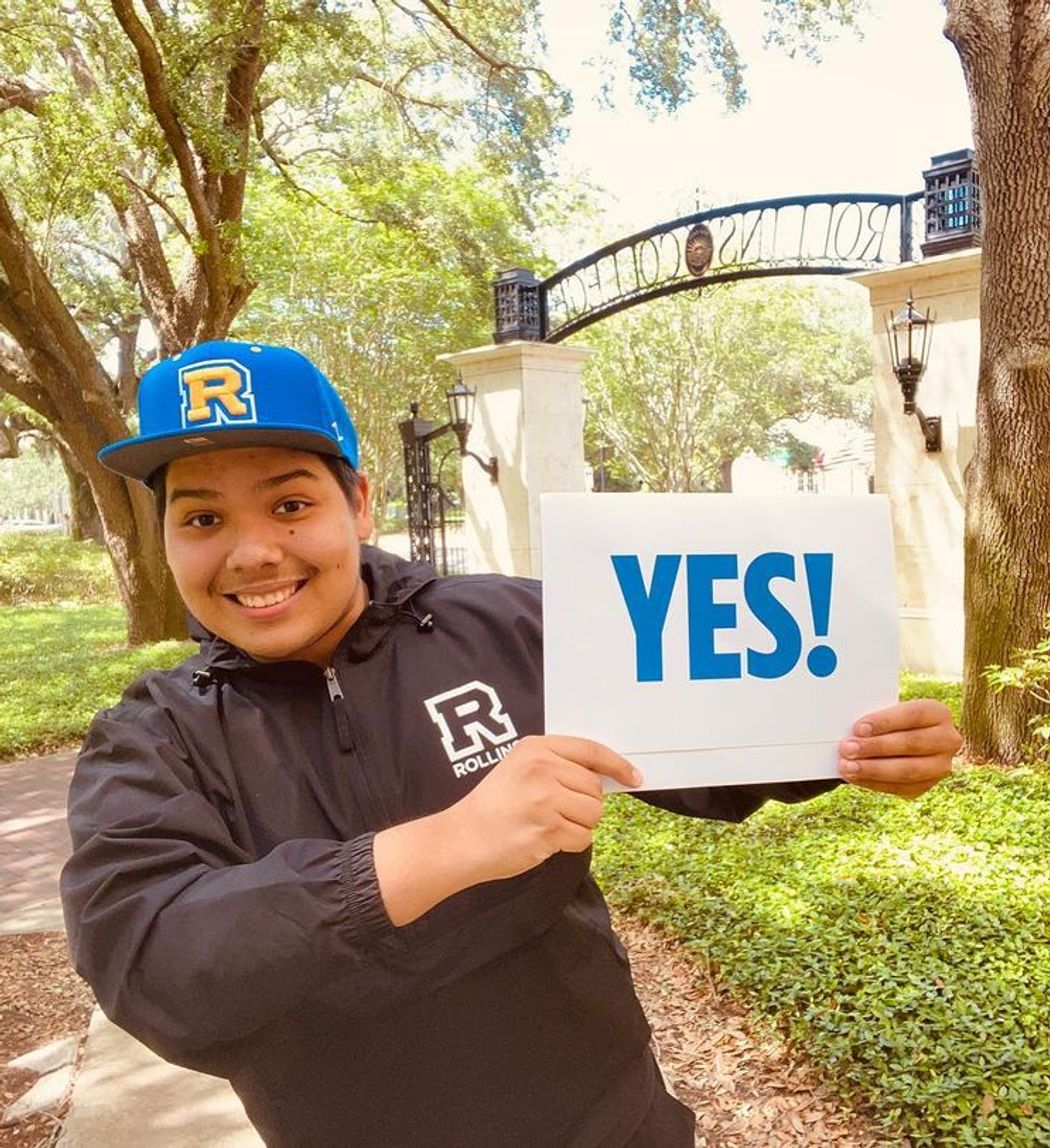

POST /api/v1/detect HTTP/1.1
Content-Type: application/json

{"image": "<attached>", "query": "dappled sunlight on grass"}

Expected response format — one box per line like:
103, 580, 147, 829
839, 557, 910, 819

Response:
0, 606, 194, 759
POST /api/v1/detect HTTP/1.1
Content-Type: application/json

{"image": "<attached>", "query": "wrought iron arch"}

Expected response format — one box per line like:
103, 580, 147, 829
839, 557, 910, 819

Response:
494, 190, 927, 345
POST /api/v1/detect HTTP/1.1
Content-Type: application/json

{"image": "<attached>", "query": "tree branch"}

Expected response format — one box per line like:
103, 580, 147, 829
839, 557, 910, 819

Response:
0, 332, 61, 424
109, 0, 222, 289
113, 181, 181, 352
117, 171, 194, 246
414, 0, 510, 71
58, 39, 98, 95
253, 108, 382, 224
348, 65, 455, 114
0, 189, 112, 419
217, 0, 265, 227
0, 77, 48, 115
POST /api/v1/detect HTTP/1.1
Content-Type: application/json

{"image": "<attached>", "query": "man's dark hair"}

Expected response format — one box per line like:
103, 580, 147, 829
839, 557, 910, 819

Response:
152, 453, 363, 523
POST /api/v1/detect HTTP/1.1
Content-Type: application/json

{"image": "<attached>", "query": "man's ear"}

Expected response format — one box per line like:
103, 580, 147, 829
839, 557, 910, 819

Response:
352, 473, 375, 542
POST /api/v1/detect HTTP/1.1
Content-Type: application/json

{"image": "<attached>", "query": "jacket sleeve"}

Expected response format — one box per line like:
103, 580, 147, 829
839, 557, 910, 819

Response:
634, 778, 841, 822
61, 692, 414, 1070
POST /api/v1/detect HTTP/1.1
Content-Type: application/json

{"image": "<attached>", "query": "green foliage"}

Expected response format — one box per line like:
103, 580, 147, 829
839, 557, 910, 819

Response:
0, 446, 66, 520
984, 616, 1050, 760
594, 767, 1050, 1145
580, 281, 872, 491
603, 0, 866, 113
609, 0, 746, 111
236, 162, 542, 521
0, 533, 117, 606
0, 605, 193, 759
768, 428, 820, 472
900, 672, 963, 731
0, 0, 565, 317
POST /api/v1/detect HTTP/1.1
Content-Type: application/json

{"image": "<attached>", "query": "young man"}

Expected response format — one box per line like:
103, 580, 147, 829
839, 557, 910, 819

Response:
61, 340, 960, 1147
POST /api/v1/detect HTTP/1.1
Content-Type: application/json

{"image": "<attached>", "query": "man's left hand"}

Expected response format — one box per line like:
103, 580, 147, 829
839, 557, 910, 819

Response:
838, 699, 961, 798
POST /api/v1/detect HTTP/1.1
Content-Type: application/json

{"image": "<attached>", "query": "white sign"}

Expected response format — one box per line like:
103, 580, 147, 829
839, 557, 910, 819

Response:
541, 494, 898, 789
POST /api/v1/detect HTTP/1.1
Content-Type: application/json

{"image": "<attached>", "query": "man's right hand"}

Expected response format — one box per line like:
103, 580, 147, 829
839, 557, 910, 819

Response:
372, 735, 641, 926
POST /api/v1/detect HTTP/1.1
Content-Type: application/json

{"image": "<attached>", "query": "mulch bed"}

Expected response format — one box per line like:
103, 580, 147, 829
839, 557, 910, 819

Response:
614, 913, 902, 1147
0, 934, 94, 1148
0, 920, 899, 1147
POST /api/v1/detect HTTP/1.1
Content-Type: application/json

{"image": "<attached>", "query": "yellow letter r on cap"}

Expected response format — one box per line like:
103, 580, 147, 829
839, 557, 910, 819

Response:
183, 364, 250, 423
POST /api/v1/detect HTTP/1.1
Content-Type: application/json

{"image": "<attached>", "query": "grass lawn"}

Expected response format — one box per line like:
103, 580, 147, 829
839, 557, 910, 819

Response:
0, 605, 193, 760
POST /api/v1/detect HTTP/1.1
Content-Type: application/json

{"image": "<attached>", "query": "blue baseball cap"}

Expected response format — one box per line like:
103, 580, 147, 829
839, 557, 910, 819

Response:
99, 340, 360, 483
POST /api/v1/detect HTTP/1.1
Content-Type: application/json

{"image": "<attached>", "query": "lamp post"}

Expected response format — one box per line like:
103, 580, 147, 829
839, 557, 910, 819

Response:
885, 289, 941, 453
399, 382, 498, 572
443, 381, 499, 483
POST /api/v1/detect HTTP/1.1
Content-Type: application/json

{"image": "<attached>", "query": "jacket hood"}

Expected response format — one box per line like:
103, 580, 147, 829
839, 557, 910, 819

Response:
193, 545, 438, 672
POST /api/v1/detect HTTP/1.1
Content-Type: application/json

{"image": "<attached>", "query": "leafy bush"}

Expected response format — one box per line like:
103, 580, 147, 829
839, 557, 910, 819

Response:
0, 532, 117, 606
0, 606, 193, 759
984, 618, 1050, 760
595, 769, 1050, 1146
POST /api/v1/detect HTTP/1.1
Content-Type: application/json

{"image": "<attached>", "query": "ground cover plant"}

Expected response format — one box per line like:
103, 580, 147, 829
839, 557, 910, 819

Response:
594, 768, 1050, 1146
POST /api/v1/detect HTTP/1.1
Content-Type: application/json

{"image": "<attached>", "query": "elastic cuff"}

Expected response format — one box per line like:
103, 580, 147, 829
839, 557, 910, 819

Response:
339, 833, 397, 945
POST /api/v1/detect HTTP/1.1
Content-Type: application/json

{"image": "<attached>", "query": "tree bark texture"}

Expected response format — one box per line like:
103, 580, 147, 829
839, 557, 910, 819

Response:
57, 444, 103, 544
947, 1, 1050, 760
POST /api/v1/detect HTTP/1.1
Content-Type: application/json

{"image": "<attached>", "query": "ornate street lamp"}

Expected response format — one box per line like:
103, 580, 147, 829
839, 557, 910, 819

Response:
885, 290, 941, 453
398, 384, 497, 572
443, 380, 498, 482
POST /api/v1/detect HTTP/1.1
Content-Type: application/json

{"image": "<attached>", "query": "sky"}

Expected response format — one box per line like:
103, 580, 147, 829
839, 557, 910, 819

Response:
539, 0, 973, 261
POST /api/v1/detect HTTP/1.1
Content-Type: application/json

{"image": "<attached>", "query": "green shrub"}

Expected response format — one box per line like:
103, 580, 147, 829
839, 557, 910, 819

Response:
984, 618, 1050, 761
595, 769, 1050, 1146
0, 605, 193, 759
0, 533, 117, 606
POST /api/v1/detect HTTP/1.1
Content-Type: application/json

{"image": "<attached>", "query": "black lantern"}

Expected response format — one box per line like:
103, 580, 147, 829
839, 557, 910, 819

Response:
885, 290, 941, 453
403, 381, 498, 484
446, 381, 476, 456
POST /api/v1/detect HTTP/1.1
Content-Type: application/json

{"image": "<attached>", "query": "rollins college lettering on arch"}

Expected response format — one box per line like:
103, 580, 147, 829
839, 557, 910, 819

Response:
493, 191, 925, 344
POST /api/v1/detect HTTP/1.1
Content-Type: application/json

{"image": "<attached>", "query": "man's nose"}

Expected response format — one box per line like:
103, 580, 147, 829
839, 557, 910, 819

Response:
225, 525, 285, 571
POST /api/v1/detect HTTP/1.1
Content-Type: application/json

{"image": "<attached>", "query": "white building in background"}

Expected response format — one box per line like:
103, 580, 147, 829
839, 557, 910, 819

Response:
732, 418, 874, 498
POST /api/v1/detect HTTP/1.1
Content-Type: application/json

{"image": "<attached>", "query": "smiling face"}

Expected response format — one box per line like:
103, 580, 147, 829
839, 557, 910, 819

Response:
162, 446, 374, 666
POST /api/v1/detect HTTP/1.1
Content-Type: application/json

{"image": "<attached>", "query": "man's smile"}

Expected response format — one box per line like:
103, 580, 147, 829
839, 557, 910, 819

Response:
224, 581, 306, 611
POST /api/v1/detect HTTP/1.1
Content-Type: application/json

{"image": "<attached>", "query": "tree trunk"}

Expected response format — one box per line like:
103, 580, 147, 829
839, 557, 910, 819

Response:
948, 3, 1050, 761
57, 443, 103, 543
92, 471, 186, 644
717, 457, 734, 492
53, 403, 186, 644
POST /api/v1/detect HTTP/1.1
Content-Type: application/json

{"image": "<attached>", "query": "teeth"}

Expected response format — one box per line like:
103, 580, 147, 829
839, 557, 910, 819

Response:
234, 585, 297, 609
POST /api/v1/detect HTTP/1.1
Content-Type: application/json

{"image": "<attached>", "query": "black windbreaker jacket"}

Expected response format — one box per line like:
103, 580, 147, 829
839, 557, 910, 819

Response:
61, 547, 837, 1147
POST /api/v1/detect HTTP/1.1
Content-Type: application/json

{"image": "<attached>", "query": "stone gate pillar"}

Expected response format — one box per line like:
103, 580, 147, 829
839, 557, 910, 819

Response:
437, 341, 592, 577
853, 250, 981, 677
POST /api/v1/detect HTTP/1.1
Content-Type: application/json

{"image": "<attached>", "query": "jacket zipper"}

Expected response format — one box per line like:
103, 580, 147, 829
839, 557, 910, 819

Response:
324, 666, 344, 702
323, 664, 393, 826
324, 666, 354, 752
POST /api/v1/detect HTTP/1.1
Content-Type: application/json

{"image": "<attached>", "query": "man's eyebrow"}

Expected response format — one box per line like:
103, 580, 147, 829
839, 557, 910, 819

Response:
166, 469, 323, 506
253, 469, 323, 492
167, 486, 220, 505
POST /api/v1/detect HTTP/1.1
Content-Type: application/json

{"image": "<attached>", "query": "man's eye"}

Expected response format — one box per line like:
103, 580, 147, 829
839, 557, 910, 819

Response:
275, 499, 309, 515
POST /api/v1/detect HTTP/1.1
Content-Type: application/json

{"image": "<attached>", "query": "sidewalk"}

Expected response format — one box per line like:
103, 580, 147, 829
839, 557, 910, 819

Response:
0, 754, 261, 1145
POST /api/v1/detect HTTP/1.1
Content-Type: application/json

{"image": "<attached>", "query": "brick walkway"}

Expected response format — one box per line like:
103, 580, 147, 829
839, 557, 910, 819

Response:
0, 752, 76, 932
